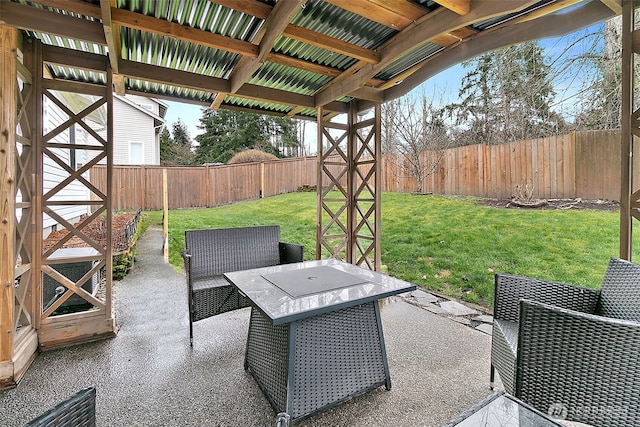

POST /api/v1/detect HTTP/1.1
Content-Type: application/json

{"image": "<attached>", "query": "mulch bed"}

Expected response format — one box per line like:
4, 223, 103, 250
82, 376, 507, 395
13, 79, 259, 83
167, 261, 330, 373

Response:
480, 198, 619, 211
43, 213, 137, 253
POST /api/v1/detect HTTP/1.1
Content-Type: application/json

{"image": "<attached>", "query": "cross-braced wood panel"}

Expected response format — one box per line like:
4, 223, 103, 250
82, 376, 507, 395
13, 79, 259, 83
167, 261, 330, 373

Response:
350, 105, 381, 269
13, 42, 36, 344
317, 103, 380, 270
1, 25, 19, 377
34, 58, 115, 347
317, 112, 349, 261
621, 3, 640, 260
39, 87, 110, 319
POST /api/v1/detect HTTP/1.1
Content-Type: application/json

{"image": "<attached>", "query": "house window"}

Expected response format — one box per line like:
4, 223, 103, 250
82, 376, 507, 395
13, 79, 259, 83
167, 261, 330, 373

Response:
129, 142, 144, 164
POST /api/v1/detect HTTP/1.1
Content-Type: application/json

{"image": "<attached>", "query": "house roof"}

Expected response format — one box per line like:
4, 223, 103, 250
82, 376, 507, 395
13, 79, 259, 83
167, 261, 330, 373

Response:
114, 94, 167, 127
1, 0, 618, 120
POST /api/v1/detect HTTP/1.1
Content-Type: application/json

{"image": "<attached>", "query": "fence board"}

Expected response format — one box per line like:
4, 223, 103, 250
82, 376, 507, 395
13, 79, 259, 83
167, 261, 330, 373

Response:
575, 130, 620, 201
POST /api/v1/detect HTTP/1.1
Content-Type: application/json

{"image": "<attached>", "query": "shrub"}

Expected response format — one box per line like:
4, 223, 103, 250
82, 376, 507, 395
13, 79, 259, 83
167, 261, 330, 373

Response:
228, 149, 278, 164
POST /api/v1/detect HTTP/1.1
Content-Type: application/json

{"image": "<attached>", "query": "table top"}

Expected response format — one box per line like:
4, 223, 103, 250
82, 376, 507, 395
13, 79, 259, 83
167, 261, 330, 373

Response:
444, 391, 563, 427
224, 259, 416, 325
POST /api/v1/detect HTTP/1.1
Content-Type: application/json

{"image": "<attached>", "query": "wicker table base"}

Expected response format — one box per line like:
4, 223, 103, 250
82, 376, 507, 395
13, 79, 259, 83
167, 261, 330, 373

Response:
244, 301, 390, 422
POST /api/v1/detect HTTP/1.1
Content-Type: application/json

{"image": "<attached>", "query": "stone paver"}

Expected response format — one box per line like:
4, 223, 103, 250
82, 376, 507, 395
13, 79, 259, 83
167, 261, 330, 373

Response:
451, 317, 472, 326
475, 324, 493, 335
420, 304, 447, 314
439, 300, 480, 316
472, 315, 494, 324
409, 289, 439, 303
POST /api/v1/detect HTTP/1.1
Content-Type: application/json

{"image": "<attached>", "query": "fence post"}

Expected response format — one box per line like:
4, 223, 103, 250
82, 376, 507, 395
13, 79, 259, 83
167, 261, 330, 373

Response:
162, 168, 168, 263
140, 165, 145, 211
205, 164, 210, 207
260, 162, 265, 198
570, 130, 577, 199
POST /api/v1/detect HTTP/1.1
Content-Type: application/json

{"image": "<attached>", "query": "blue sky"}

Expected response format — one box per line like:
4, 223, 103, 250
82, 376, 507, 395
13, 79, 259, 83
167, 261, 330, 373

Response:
163, 21, 605, 154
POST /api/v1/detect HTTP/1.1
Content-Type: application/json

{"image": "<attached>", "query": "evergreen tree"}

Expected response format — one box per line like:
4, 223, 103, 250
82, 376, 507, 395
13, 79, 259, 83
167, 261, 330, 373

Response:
195, 109, 299, 164
448, 41, 565, 145
159, 120, 194, 165
159, 126, 173, 164
169, 119, 195, 165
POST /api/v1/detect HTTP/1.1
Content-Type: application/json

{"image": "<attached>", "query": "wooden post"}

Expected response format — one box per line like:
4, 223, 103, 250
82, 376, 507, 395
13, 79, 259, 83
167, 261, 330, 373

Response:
205, 164, 210, 207
0, 25, 17, 385
374, 103, 381, 271
316, 107, 323, 260
105, 67, 114, 318
347, 102, 356, 265
621, 1, 633, 260
260, 162, 265, 198
140, 165, 145, 211
163, 168, 168, 263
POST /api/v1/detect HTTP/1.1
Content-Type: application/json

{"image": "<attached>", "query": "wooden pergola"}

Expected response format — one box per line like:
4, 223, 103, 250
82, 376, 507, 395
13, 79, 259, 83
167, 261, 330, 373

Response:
0, 0, 627, 387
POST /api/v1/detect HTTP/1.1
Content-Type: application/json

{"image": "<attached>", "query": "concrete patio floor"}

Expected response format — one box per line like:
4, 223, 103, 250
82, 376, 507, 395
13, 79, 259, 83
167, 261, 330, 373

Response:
0, 227, 500, 426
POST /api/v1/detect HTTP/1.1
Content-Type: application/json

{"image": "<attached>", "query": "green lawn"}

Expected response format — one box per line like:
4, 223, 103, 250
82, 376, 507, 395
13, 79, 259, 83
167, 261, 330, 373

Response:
143, 192, 628, 308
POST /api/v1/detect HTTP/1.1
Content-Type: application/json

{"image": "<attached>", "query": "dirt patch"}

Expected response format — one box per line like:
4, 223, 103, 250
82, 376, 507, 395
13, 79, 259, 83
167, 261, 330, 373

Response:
44, 213, 137, 253
480, 198, 619, 211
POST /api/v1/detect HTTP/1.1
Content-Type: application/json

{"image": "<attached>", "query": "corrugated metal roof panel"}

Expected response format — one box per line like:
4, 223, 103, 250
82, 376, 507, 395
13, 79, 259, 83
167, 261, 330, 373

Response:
116, 0, 264, 41
272, 0, 396, 71
33, 30, 108, 55
272, 37, 358, 70
121, 28, 240, 78
471, 1, 554, 31
223, 96, 291, 114
249, 62, 331, 95
47, 64, 106, 86
292, 0, 396, 49
126, 77, 214, 103
375, 42, 444, 81
8, 0, 593, 120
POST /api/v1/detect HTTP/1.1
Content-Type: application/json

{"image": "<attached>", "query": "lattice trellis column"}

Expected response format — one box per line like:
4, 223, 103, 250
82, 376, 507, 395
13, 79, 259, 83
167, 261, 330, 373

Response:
1, 24, 18, 388
621, 1, 639, 260
317, 102, 381, 270
35, 42, 116, 347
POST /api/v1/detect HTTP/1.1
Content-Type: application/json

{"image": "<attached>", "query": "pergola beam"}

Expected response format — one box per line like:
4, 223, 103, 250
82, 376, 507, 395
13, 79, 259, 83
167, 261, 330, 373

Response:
0, 1, 105, 45
230, 0, 304, 93
324, 0, 428, 31
434, 0, 470, 16
99, 0, 119, 74
110, 8, 259, 58
601, 0, 622, 15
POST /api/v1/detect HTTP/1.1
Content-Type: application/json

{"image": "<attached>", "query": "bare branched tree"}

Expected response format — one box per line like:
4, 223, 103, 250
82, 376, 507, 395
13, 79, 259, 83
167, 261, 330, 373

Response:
382, 94, 451, 193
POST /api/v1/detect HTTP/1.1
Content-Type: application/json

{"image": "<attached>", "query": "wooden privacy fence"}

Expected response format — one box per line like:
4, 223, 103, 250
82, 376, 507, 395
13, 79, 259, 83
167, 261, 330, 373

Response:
383, 130, 630, 201
91, 130, 630, 211
92, 156, 323, 211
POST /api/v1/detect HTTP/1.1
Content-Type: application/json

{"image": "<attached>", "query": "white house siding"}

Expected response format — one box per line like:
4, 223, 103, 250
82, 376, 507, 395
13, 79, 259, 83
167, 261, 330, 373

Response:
110, 96, 160, 165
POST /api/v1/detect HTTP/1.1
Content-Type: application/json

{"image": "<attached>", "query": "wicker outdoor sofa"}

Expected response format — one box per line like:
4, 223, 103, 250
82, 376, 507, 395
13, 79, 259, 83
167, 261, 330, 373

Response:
491, 257, 640, 426
181, 225, 303, 346
25, 387, 96, 426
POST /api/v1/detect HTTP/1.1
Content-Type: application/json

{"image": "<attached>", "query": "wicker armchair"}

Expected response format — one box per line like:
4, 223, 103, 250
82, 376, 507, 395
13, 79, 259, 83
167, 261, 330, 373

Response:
25, 387, 96, 427
491, 257, 640, 426
182, 225, 303, 346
